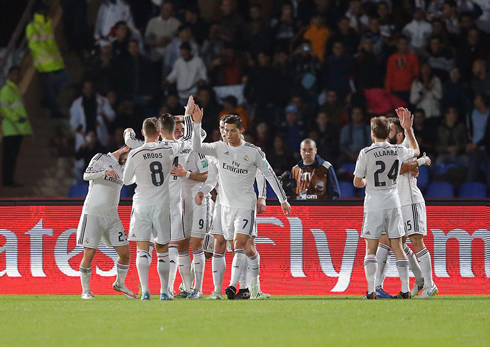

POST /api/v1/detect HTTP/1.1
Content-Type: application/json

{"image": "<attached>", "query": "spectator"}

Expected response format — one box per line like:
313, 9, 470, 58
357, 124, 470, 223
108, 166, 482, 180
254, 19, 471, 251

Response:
345, 0, 369, 33
354, 36, 384, 90
326, 17, 360, 57
363, 17, 383, 57
318, 89, 348, 127
290, 138, 340, 200
287, 40, 321, 97
254, 122, 272, 149
218, 95, 250, 130
165, 42, 207, 103
442, 67, 471, 122
115, 98, 145, 131
94, 0, 137, 40
402, 9, 432, 57
112, 40, 157, 107
430, 18, 450, 46
184, 6, 208, 46
145, 3, 181, 64
427, 36, 455, 82
70, 81, 116, 148
245, 52, 278, 122
309, 111, 340, 162
441, 0, 459, 35
323, 41, 355, 101
471, 59, 490, 98
207, 42, 245, 86
410, 62, 443, 119
377, 1, 397, 40
160, 94, 182, 116
456, 28, 488, 79
163, 25, 200, 77
195, 87, 220, 133
219, 0, 244, 42
385, 36, 420, 104
339, 107, 371, 164
413, 108, 436, 156
89, 41, 114, 95
26, 4, 67, 118
74, 130, 106, 183
271, 2, 301, 52
435, 107, 468, 166
466, 93, 490, 184
111, 21, 132, 58
0, 66, 33, 187
241, 4, 273, 57
266, 136, 295, 176
303, 13, 331, 62
201, 23, 225, 66
281, 105, 305, 160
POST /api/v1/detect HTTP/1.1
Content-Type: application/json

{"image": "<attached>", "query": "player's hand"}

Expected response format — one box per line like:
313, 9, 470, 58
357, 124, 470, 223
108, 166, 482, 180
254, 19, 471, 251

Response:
105, 169, 119, 179
191, 104, 203, 124
123, 128, 135, 138
420, 152, 431, 166
257, 197, 266, 214
397, 107, 413, 130
281, 201, 291, 216
411, 167, 419, 177
195, 192, 204, 206
185, 95, 195, 116
171, 163, 187, 177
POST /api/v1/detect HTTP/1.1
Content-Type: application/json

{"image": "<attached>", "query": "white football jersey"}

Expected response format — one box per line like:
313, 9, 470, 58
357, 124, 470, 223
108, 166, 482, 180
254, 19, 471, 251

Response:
182, 151, 209, 199
168, 146, 192, 203
82, 153, 124, 218
354, 141, 414, 212
192, 123, 287, 210
123, 141, 182, 207
397, 137, 425, 206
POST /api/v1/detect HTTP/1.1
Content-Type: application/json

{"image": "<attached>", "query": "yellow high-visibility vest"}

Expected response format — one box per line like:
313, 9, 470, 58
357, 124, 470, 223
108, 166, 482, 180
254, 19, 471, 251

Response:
0, 80, 33, 136
25, 13, 64, 73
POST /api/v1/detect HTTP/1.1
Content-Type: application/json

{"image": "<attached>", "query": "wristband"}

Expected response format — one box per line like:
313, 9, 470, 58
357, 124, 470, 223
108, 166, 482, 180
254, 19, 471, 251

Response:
185, 171, 191, 179
417, 158, 426, 166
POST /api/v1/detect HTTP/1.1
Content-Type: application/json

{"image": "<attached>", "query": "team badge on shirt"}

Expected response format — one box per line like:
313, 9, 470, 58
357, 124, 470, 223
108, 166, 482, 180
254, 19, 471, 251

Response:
244, 155, 249, 162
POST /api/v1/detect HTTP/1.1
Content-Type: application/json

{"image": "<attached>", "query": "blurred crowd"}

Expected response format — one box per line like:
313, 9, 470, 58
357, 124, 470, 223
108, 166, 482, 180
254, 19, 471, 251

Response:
25, 0, 490, 190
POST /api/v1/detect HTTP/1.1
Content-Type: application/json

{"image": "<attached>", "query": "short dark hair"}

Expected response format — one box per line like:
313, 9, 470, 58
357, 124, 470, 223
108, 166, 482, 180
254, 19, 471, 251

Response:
143, 117, 161, 137
388, 117, 403, 135
219, 114, 230, 123
159, 113, 176, 134
8, 65, 21, 74
224, 114, 243, 129
370, 116, 390, 140
475, 93, 489, 107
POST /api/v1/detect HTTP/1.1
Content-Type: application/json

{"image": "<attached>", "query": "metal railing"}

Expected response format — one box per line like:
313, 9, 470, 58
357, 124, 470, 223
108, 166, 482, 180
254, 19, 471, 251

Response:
0, 0, 39, 86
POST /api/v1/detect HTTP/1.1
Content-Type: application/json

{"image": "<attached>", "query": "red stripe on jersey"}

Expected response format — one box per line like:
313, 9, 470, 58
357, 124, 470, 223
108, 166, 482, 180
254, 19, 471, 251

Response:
131, 147, 172, 157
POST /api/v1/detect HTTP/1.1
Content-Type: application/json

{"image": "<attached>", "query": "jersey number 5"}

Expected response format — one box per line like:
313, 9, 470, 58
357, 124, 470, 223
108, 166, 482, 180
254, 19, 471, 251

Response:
150, 161, 164, 186
374, 160, 399, 187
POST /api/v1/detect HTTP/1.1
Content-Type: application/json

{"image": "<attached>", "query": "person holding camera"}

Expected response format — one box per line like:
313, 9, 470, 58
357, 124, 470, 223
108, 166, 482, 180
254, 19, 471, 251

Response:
289, 138, 340, 200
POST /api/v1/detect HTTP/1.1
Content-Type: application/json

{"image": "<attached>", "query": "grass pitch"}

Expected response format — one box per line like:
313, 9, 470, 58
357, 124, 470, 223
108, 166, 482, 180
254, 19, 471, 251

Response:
0, 295, 489, 346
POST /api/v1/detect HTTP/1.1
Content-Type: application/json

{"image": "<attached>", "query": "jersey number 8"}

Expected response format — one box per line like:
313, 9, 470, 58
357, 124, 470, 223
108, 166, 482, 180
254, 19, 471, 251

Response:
150, 161, 164, 186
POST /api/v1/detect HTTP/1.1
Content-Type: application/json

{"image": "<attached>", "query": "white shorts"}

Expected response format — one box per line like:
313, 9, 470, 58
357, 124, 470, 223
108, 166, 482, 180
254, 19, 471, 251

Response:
183, 197, 212, 239
170, 201, 186, 242
401, 202, 427, 236
129, 205, 170, 245
361, 207, 405, 240
220, 206, 256, 241
203, 233, 215, 253
77, 214, 128, 249
210, 203, 223, 237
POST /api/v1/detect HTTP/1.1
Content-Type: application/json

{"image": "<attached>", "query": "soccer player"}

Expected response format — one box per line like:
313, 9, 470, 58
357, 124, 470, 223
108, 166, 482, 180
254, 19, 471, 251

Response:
122, 114, 191, 301
191, 106, 291, 300
77, 146, 135, 300
374, 117, 437, 299
353, 108, 420, 299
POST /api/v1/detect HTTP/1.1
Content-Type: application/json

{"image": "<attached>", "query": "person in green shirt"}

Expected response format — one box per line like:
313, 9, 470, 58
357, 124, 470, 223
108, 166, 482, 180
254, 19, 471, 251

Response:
0, 66, 33, 187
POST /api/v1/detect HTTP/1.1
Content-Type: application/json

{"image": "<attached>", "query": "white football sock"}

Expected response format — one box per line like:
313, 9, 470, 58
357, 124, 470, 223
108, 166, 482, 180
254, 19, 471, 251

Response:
136, 250, 151, 294
178, 251, 192, 292
404, 245, 423, 283
248, 252, 260, 285
416, 248, 434, 288
190, 259, 195, 287
396, 258, 410, 293
157, 252, 169, 294
374, 244, 390, 288
80, 266, 92, 292
168, 245, 178, 292
230, 249, 247, 288
364, 255, 377, 294
149, 241, 154, 264
212, 252, 225, 293
239, 259, 248, 289
116, 262, 129, 285
192, 249, 205, 292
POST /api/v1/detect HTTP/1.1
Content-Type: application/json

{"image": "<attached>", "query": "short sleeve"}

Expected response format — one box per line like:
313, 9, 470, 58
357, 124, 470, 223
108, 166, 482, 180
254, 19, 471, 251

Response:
399, 146, 414, 162
353, 149, 366, 179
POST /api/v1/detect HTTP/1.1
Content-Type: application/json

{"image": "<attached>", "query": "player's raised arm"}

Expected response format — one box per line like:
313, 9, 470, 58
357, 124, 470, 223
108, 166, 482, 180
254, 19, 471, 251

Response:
397, 107, 420, 158
254, 148, 290, 215
123, 128, 143, 149
191, 105, 219, 158
83, 153, 107, 181
122, 151, 136, 186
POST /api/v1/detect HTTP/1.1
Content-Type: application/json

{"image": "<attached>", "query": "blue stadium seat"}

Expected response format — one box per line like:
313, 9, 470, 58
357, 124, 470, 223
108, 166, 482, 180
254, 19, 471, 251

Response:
339, 181, 355, 198
425, 182, 454, 198
417, 165, 429, 191
120, 185, 129, 198
458, 182, 487, 198
434, 163, 457, 176
340, 163, 356, 175
68, 184, 89, 198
